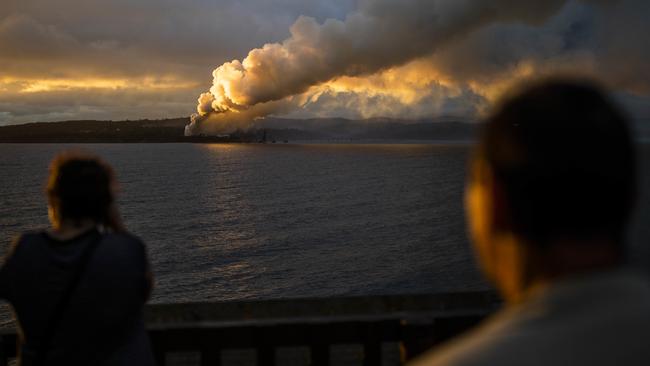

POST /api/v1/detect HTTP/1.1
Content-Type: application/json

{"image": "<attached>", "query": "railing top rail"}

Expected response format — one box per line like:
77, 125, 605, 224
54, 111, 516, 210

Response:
0, 290, 500, 335
145, 291, 500, 329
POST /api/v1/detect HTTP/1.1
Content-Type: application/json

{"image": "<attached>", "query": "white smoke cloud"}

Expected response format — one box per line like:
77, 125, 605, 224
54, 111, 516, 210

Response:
189, 0, 583, 133
185, 99, 296, 136
189, 0, 650, 134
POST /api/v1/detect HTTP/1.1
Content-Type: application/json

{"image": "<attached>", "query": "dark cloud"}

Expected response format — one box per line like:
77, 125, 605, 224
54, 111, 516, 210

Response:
0, 0, 357, 76
425, 0, 650, 93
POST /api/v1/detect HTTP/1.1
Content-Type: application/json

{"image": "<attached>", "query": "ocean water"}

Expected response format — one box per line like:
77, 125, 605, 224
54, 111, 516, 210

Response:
0, 142, 648, 324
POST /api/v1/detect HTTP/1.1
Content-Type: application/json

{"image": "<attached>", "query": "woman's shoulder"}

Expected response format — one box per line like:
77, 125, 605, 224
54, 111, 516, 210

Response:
103, 231, 144, 245
16, 230, 47, 242
1, 230, 48, 267
11, 230, 47, 251
97, 232, 149, 271
101, 231, 147, 254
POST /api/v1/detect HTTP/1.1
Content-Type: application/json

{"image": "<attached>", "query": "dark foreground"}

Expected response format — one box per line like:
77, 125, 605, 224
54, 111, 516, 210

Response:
0, 291, 498, 366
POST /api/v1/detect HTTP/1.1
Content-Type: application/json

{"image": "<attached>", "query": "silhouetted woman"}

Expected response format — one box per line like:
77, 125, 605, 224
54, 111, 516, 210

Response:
0, 152, 155, 365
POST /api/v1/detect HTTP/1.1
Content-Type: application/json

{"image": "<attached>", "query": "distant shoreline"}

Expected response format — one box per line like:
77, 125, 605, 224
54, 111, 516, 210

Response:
0, 117, 481, 143
2, 138, 648, 144
0, 136, 236, 144
0, 138, 477, 144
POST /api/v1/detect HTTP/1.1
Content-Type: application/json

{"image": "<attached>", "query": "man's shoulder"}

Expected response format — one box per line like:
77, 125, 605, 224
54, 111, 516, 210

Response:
409, 271, 650, 366
408, 311, 525, 366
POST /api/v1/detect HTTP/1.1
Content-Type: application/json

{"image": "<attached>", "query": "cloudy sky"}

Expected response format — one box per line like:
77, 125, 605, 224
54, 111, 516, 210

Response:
1, 0, 649, 129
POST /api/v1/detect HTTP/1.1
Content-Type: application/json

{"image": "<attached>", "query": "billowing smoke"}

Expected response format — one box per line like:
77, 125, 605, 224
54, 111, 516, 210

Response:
187, 0, 646, 135
185, 99, 293, 136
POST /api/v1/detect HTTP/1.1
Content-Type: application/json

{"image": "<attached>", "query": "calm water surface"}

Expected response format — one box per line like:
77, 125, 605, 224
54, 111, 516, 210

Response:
0, 142, 648, 327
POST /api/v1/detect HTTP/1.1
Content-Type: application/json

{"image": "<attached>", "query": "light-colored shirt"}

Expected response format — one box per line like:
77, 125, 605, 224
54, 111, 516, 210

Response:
410, 269, 650, 366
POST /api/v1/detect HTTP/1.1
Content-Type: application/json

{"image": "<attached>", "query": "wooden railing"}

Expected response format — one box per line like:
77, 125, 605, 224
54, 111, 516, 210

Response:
0, 291, 500, 365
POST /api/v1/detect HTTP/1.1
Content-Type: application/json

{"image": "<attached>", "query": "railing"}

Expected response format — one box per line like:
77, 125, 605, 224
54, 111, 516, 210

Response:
0, 291, 500, 365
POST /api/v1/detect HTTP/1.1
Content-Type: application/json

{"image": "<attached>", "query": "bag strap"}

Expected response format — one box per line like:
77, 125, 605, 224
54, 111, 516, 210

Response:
34, 229, 103, 365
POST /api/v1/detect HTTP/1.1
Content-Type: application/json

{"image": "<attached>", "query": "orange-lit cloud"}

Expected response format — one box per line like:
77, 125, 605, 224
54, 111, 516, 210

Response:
0, 77, 199, 93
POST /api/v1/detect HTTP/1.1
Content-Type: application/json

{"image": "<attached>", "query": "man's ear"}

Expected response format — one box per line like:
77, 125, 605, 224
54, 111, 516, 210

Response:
489, 171, 511, 234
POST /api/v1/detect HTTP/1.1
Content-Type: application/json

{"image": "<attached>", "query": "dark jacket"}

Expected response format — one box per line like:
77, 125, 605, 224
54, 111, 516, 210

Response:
0, 229, 155, 365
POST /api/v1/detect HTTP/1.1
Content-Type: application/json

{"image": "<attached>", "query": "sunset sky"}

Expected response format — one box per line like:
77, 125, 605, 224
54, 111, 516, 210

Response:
1, 0, 649, 128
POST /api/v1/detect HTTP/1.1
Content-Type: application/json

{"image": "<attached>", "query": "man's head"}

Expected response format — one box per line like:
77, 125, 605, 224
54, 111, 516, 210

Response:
466, 79, 636, 301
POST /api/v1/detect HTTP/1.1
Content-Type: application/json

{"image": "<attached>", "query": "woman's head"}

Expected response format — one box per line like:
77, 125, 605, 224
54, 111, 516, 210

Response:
47, 152, 116, 228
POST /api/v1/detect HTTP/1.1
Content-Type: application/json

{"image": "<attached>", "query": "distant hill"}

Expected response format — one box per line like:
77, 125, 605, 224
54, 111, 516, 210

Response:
0, 118, 189, 142
252, 116, 478, 141
0, 117, 479, 142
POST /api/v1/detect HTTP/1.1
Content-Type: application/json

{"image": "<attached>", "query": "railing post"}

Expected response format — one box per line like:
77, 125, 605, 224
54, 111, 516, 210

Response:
153, 348, 166, 365
363, 323, 381, 366
0, 335, 7, 366
310, 343, 329, 366
257, 346, 275, 366
149, 331, 167, 366
363, 340, 381, 366
199, 346, 220, 366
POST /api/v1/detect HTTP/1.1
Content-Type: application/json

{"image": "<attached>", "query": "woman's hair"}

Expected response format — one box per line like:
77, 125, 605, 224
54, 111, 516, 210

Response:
47, 152, 116, 225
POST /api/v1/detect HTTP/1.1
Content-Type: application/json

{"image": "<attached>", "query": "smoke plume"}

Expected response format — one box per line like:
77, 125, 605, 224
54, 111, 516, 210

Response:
187, 0, 645, 135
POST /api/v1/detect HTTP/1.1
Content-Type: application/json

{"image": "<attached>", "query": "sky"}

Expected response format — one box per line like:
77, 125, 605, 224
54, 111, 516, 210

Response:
1, 0, 649, 130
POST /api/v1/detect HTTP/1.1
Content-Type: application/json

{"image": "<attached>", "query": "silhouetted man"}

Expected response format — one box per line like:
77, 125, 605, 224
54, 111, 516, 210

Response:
412, 79, 650, 365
